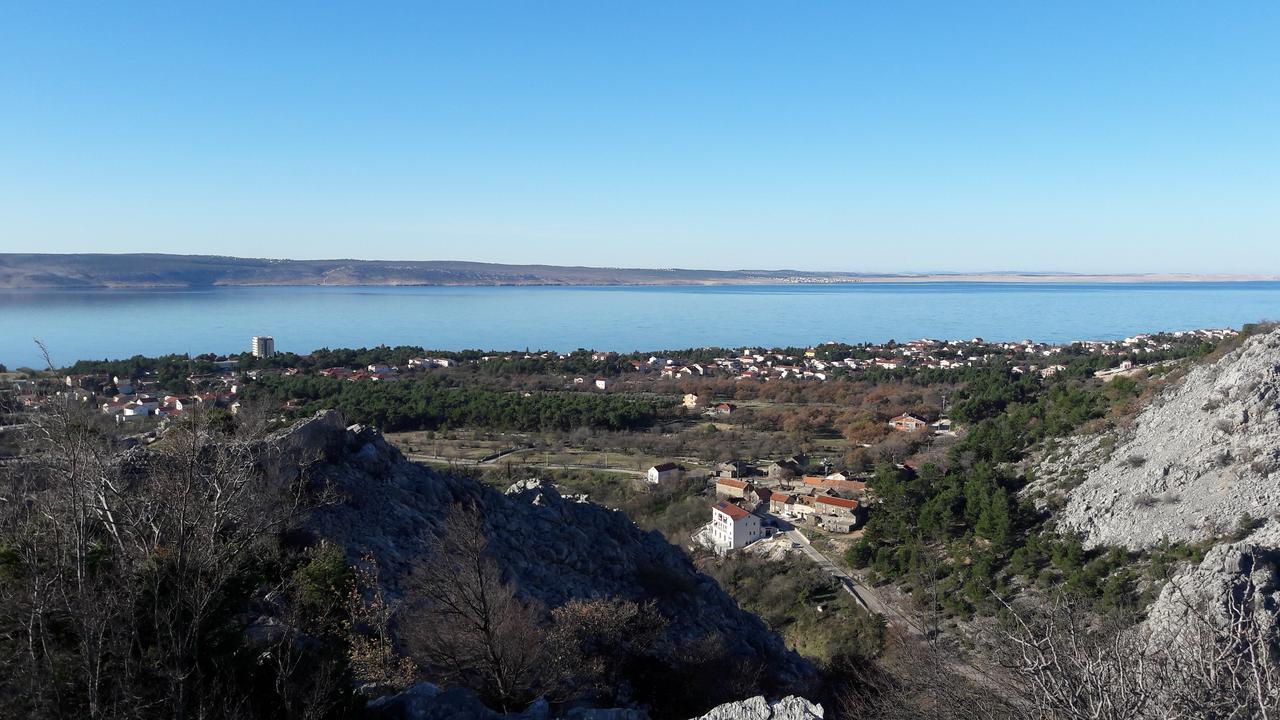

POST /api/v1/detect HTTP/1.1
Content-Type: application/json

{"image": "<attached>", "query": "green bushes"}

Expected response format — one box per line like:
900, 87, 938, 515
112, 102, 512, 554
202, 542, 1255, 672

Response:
247, 374, 665, 433
705, 556, 885, 666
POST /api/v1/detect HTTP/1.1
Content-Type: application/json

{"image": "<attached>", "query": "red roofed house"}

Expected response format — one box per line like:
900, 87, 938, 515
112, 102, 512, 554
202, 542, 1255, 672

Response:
768, 491, 796, 514
710, 500, 764, 551
708, 402, 737, 417
801, 476, 868, 494
714, 477, 752, 499
647, 462, 681, 485
888, 414, 929, 433
815, 495, 860, 519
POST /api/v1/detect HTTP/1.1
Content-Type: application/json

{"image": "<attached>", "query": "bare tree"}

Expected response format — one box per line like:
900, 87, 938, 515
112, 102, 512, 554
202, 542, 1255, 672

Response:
993, 587, 1280, 720
836, 630, 1022, 720
993, 593, 1162, 720
403, 502, 548, 712
1162, 578, 1280, 720
543, 597, 665, 703
0, 366, 331, 720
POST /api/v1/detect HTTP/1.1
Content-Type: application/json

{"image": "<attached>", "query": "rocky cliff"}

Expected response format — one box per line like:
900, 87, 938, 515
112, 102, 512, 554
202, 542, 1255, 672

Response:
260, 411, 814, 716
1033, 329, 1280, 550
1145, 522, 1280, 644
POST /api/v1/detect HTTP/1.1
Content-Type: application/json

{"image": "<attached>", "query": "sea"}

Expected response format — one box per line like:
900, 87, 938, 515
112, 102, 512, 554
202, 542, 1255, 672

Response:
2, 282, 1279, 369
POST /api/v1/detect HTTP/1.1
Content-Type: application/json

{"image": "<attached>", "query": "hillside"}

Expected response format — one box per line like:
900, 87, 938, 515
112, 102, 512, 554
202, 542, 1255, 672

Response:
1, 253, 1270, 289
0, 253, 856, 288
1034, 328, 1280, 549
0, 404, 818, 720
265, 411, 815, 716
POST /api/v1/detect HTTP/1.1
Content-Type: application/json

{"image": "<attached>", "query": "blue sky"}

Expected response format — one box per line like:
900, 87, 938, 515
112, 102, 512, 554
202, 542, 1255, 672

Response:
1, 2, 1277, 273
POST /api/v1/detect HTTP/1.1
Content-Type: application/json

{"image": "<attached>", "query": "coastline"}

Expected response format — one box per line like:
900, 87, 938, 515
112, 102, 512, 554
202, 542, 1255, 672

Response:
2, 273, 1278, 290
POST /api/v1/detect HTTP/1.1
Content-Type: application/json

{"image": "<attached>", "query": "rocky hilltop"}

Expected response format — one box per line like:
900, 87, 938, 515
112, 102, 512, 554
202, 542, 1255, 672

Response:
1035, 329, 1280, 550
260, 410, 814, 717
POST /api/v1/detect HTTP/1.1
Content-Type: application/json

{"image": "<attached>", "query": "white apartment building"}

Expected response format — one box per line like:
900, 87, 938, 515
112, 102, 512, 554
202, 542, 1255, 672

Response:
251, 336, 276, 358
710, 501, 764, 551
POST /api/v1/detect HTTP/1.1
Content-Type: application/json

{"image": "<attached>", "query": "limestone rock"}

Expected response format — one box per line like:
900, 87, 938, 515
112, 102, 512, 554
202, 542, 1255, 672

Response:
1034, 329, 1280, 549
688, 696, 824, 720
1146, 521, 1280, 643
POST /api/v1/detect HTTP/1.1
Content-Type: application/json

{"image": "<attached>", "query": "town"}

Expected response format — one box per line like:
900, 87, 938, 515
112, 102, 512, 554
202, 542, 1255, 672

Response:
0, 323, 1270, 717
0, 328, 1235, 560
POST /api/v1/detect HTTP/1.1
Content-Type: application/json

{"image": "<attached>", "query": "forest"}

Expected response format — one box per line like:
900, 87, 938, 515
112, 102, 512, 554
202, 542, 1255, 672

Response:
243, 374, 666, 433
843, 341, 1222, 619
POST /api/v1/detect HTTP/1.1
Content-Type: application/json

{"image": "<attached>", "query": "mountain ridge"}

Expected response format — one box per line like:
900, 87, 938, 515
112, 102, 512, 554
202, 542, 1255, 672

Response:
1, 253, 1273, 289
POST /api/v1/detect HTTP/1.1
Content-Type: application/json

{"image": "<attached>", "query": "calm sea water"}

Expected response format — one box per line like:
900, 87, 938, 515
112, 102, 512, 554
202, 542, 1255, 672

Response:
2, 283, 1279, 369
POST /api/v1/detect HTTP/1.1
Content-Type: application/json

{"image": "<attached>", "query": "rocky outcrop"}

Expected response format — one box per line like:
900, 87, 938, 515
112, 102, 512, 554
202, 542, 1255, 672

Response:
1146, 522, 1280, 644
1038, 329, 1280, 549
260, 410, 812, 712
688, 696, 824, 720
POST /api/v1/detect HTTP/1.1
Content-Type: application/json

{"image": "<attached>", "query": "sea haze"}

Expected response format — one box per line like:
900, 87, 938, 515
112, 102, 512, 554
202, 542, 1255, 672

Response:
3, 282, 1279, 368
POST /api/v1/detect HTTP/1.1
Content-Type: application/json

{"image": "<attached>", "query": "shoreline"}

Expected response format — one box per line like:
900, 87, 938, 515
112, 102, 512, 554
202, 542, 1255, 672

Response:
2, 273, 1279, 290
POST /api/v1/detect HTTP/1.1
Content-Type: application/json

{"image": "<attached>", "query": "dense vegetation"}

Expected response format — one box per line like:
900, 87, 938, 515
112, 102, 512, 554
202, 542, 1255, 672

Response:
844, 344, 1219, 618
244, 374, 665, 433
705, 556, 885, 668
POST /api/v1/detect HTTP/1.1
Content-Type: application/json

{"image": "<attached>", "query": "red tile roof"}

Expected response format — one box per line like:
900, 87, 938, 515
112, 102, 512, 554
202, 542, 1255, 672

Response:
715, 477, 749, 489
801, 476, 867, 492
713, 501, 751, 520
816, 496, 860, 510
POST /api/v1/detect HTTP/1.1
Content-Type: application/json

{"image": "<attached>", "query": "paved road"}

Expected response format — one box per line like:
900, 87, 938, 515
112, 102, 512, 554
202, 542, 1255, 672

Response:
785, 530, 884, 613
782, 528, 928, 636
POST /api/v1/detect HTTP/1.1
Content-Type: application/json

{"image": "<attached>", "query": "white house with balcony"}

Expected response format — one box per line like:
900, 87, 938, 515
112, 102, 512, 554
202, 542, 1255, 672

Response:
708, 501, 764, 552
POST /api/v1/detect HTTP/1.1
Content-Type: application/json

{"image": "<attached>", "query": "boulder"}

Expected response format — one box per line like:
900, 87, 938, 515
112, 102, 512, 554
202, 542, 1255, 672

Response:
688, 695, 824, 720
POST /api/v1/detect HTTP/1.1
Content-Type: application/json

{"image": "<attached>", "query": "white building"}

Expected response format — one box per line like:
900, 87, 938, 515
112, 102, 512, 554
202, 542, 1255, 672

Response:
251, 336, 276, 358
709, 501, 764, 551
647, 462, 681, 484
121, 399, 159, 418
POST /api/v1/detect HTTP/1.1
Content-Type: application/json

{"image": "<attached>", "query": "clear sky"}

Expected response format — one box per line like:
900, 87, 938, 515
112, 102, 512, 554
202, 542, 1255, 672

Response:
1, 2, 1277, 273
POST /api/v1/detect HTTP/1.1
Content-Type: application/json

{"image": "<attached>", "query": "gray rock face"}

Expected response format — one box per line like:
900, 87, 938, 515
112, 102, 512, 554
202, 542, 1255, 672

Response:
687, 696, 824, 720
1040, 330, 1280, 549
1146, 522, 1280, 643
263, 411, 812, 700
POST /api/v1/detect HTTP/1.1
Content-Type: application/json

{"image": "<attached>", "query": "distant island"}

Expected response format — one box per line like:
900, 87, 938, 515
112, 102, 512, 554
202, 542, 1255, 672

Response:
0, 253, 1274, 289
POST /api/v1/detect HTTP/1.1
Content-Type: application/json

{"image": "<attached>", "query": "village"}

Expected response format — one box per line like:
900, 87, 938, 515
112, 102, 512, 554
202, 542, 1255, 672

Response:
0, 325, 1249, 654
1, 328, 1235, 573
1, 328, 1234, 422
